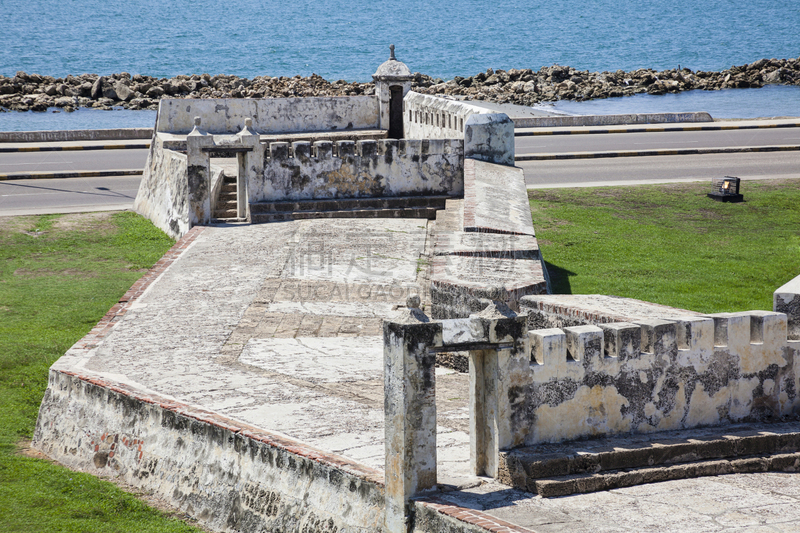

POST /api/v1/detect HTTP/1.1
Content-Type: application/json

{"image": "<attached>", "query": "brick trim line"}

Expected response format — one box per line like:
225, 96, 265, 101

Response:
59, 223, 384, 487
55, 368, 384, 486
72, 225, 206, 351
416, 496, 538, 533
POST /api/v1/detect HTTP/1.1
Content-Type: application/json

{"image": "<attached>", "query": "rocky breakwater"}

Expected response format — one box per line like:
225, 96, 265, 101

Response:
0, 72, 375, 112
413, 57, 800, 106
1, 57, 799, 113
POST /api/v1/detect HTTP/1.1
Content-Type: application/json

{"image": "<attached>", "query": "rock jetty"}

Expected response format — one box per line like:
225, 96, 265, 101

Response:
0, 58, 798, 113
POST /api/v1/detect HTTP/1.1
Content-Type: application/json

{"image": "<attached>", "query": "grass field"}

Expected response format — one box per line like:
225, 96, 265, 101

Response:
0, 211, 204, 533
529, 179, 800, 313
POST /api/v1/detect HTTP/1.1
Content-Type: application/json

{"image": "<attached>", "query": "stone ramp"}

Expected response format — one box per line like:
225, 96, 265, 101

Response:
32, 218, 503, 532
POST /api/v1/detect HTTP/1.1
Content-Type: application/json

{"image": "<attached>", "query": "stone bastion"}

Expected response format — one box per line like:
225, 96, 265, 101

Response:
33, 54, 800, 533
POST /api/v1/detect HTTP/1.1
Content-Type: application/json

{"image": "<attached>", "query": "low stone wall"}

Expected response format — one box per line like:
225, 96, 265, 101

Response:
520, 294, 701, 330
36, 370, 386, 533
403, 93, 514, 166
431, 159, 549, 318
250, 139, 464, 203
383, 305, 800, 487
156, 96, 380, 135
403, 92, 485, 139
517, 312, 800, 445
513, 112, 713, 129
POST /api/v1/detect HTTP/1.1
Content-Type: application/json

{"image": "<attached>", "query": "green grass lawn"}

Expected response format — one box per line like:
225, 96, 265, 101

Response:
0, 211, 204, 533
529, 179, 800, 313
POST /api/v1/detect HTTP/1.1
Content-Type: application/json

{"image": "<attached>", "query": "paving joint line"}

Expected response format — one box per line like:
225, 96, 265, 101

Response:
515, 145, 800, 161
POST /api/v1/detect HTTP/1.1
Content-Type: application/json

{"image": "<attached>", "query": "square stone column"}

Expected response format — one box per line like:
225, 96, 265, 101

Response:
469, 312, 528, 477
383, 300, 442, 533
186, 117, 214, 225
236, 118, 262, 219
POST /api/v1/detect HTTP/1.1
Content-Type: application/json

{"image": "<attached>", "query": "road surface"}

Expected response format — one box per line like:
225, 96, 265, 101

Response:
520, 151, 800, 188
0, 175, 141, 216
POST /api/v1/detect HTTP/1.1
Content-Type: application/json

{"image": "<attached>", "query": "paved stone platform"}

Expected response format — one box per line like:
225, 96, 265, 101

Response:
42, 218, 800, 532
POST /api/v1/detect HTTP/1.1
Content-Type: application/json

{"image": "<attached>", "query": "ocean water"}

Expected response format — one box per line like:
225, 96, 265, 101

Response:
1, 0, 799, 128
545, 85, 800, 119
2, 0, 798, 81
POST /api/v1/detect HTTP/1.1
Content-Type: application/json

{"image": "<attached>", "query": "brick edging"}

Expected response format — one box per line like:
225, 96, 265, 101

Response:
416, 496, 538, 533
60, 223, 385, 487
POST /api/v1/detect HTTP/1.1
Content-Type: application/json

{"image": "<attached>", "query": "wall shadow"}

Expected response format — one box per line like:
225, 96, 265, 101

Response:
543, 260, 576, 295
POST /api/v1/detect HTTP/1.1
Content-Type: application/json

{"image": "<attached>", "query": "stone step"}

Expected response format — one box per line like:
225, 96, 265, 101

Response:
216, 200, 237, 210
251, 207, 440, 223
499, 421, 800, 497
222, 174, 236, 183
530, 452, 800, 498
213, 209, 238, 219
249, 195, 449, 215
220, 184, 237, 193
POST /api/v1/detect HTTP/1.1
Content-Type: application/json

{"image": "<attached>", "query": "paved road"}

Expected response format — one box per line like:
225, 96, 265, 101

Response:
515, 127, 800, 155
0, 149, 148, 174
521, 151, 800, 188
0, 175, 140, 216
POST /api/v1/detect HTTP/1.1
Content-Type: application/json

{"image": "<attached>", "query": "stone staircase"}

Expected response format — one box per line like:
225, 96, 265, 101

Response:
213, 173, 238, 220
249, 195, 449, 223
497, 420, 800, 498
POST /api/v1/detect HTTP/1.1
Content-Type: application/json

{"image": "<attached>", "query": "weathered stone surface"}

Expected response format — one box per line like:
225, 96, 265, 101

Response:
520, 294, 701, 330
157, 96, 380, 135
462, 160, 533, 237
251, 139, 464, 203
520, 313, 797, 446
775, 274, 800, 340
114, 80, 133, 101
132, 135, 194, 239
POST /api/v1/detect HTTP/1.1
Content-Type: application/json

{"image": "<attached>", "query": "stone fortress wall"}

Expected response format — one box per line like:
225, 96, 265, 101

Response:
37, 50, 800, 533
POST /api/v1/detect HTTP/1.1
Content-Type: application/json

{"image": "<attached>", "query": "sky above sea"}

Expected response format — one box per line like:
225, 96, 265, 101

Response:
2, 0, 799, 81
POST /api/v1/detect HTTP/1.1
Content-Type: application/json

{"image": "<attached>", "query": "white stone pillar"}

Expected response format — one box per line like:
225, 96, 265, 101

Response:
468, 305, 528, 477
186, 116, 214, 225
236, 118, 261, 219
383, 296, 442, 533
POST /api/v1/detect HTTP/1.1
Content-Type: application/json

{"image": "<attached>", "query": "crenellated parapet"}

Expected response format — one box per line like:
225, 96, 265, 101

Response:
522, 311, 798, 446
250, 138, 464, 203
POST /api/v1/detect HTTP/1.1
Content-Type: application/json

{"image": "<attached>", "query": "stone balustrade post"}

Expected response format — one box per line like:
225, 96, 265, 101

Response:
186, 116, 214, 225
236, 118, 261, 219
383, 295, 442, 533
468, 303, 528, 477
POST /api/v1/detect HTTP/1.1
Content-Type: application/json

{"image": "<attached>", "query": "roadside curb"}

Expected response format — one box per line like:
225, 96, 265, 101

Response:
0, 143, 150, 153
0, 128, 153, 143
515, 145, 800, 161
0, 169, 143, 180
515, 122, 800, 136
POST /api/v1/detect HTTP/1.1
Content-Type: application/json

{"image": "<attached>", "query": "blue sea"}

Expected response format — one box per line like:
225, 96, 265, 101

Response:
1, 0, 799, 128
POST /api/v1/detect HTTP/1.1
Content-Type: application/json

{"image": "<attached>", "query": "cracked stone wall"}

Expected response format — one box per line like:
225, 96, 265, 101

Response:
507, 313, 800, 447
132, 135, 190, 239
250, 139, 464, 203
156, 96, 380, 135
